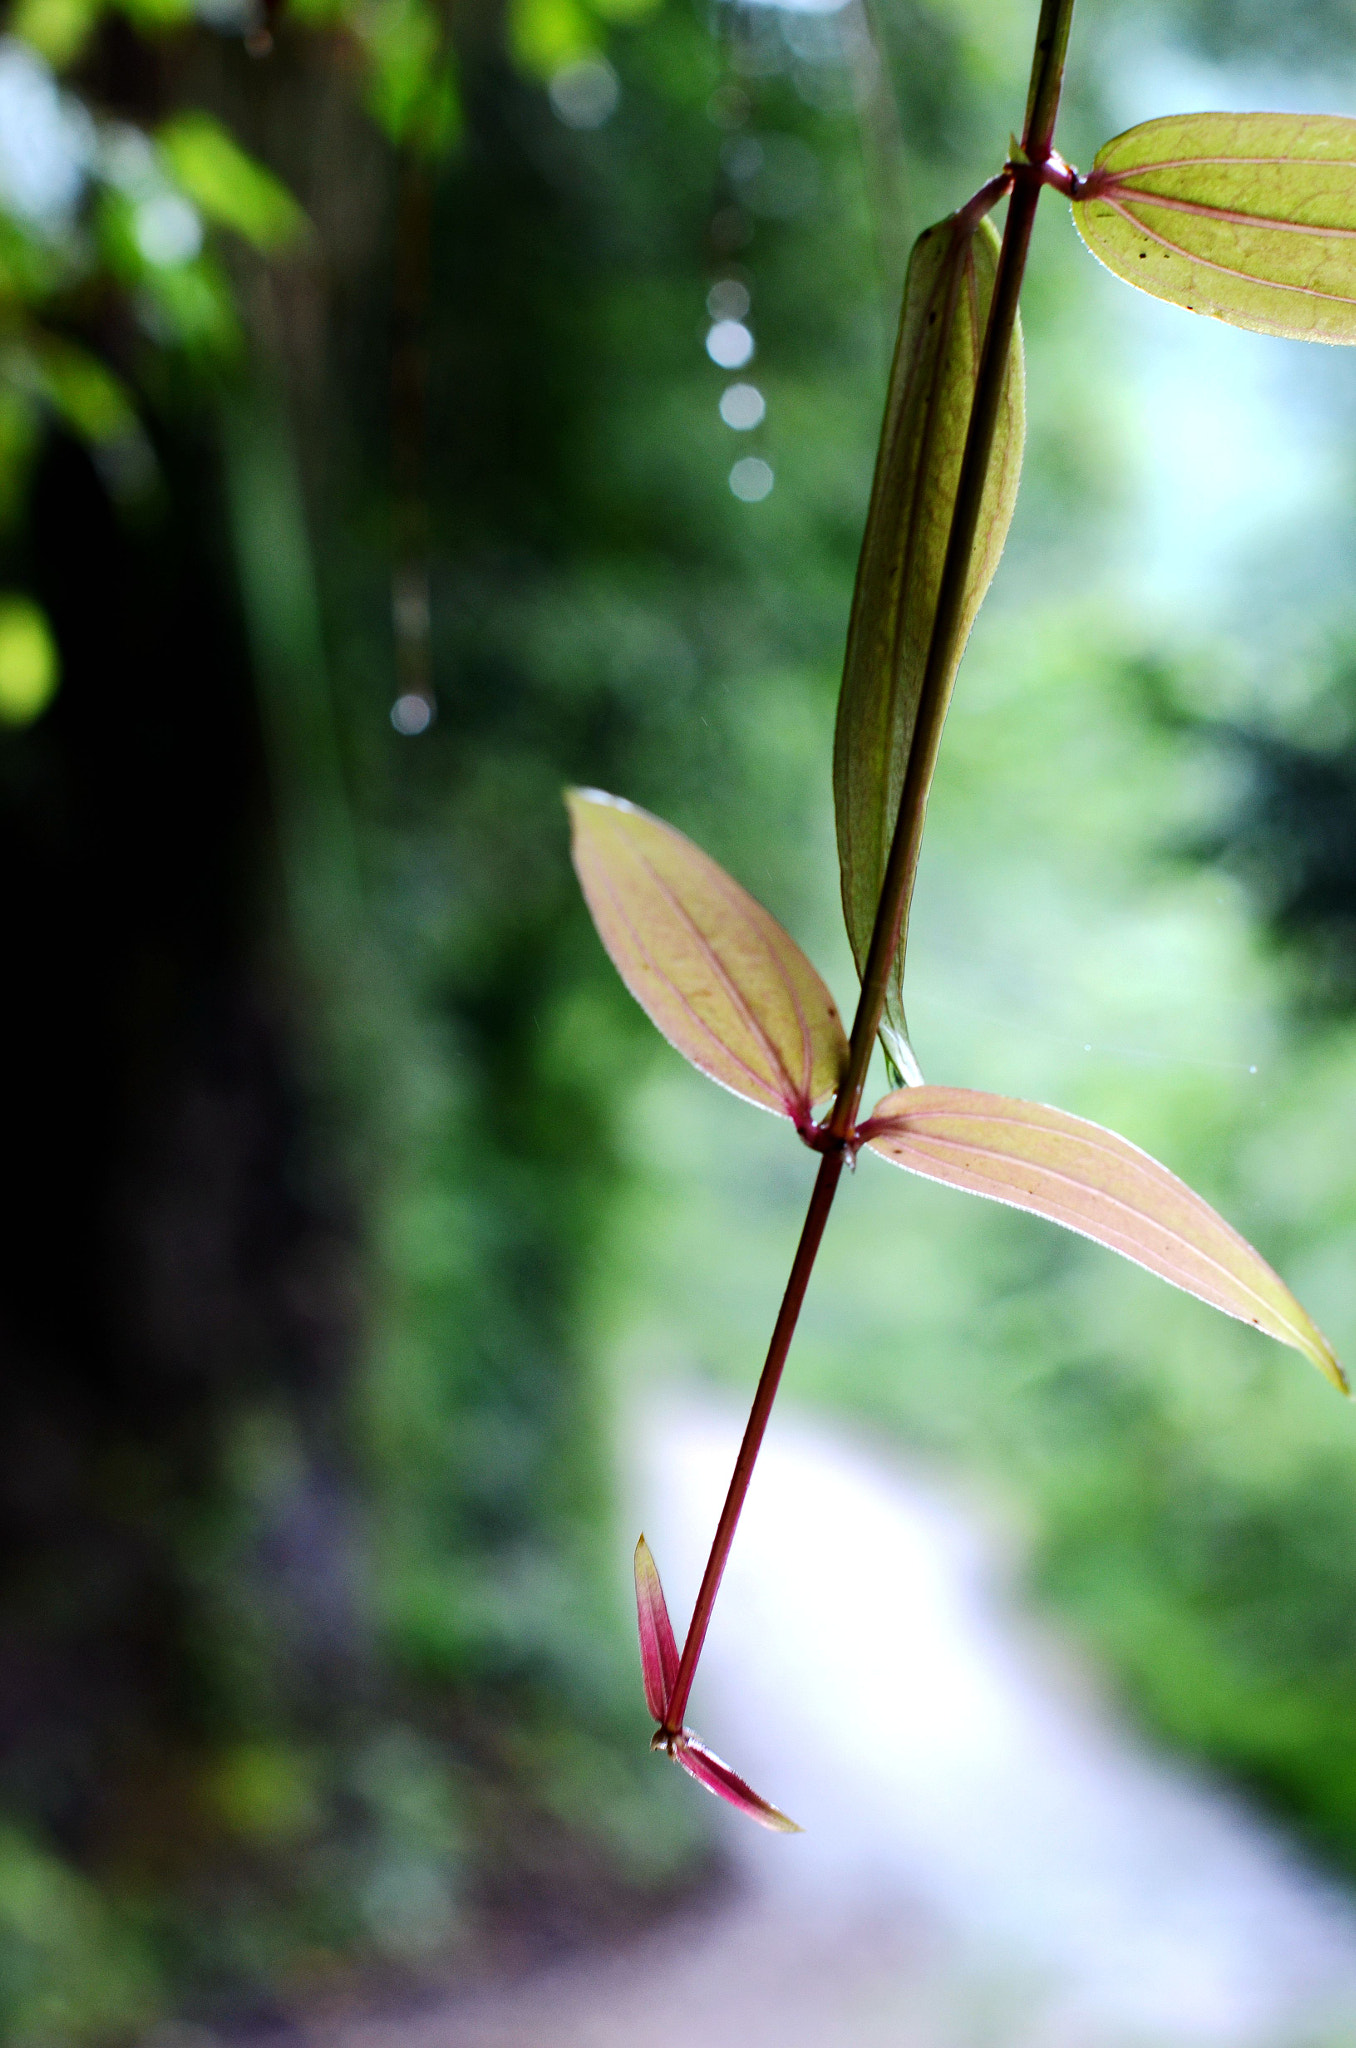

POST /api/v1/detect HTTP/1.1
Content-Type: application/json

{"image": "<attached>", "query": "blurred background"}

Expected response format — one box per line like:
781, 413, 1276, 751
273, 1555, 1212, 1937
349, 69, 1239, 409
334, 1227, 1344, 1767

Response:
7, 0, 1356, 2037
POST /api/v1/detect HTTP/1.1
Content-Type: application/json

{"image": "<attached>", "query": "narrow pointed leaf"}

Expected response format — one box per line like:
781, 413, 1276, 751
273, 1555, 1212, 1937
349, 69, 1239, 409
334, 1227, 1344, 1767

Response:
634, 1535, 679, 1724
673, 1732, 802, 1833
862, 1087, 1344, 1391
567, 788, 848, 1125
1073, 112, 1356, 342
833, 209, 1025, 1074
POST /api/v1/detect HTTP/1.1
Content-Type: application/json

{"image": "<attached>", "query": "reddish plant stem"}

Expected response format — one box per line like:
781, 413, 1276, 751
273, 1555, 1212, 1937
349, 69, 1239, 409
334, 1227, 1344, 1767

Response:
660, 1148, 844, 1733
661, 0, 1077, 1741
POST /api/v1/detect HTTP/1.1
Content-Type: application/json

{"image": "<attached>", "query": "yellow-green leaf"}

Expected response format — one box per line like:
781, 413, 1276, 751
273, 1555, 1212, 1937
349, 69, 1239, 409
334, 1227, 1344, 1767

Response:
10, 0, 101, 67
31, 336, 136, 445
1073, 112, 1356, 342
158, 116, 307, 254
353, 0, 462, 154
510, 0, 598, 78
862, 1086, 1344, 1391
833, 210, 1024, 1080
0, 595, 59, 726
567, 788, 848, 1127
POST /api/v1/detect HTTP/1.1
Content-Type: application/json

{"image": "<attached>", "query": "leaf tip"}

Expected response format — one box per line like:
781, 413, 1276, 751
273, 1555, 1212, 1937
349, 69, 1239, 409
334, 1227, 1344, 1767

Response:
672, 1731, 802, 1834
1288, 1314, 1346, 1395
564, 783, 604, 822
1319, 1342, 1348, 1397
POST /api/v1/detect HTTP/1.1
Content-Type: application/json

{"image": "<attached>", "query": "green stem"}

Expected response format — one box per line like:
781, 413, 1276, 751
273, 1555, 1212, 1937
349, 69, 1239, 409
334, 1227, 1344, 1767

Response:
661, 0, 1077, 1741
1023, 0, 1077, 161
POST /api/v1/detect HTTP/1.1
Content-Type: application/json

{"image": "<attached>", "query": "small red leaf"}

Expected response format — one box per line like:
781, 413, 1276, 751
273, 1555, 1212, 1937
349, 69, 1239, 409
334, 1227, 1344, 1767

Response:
673, 1731, 802, 1833
633, 1535, 679, 1723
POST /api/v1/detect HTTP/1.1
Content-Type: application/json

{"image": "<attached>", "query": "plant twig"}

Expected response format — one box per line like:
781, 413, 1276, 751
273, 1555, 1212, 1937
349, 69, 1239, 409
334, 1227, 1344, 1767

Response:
660, 0, 1078, 1741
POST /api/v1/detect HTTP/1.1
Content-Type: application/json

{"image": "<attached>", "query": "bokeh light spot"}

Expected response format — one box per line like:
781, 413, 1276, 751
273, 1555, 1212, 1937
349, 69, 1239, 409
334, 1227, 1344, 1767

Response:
0, 596, 59, 726
729, 456, 773, 502
549, 57, 619, 129
0, 38, 90, 231
706, 319, 754, 369
391, 692, 434, 735
719, 381, 765, 430
134, 192, 203, 267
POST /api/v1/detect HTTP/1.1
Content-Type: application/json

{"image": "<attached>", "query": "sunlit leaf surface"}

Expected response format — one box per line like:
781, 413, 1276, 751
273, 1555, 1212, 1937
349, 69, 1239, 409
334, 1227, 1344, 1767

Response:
1073, 112, 1356, 341
634, 1534, 678, 1723
863, 1086, 1345, 1390
568, 788, 848, 1125
833, 210, 1024, 1077
673, 1732, 802, 1833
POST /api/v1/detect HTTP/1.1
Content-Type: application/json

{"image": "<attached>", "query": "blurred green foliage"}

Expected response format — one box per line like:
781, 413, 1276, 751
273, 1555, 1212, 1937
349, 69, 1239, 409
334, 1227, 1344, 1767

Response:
4, 0, 1356, 2037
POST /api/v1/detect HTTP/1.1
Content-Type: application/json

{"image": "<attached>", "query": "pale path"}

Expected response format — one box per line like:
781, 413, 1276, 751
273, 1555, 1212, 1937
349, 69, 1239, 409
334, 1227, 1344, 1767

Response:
322, 1400, 1356, 2048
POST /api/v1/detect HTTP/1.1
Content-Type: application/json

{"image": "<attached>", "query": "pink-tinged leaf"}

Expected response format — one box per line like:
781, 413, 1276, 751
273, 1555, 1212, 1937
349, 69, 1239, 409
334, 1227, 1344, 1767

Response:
633, 1534, 679, 1723
861, 1087, 1345, 1393
673, 1732, 802, 1833
567, 788, 848, 1127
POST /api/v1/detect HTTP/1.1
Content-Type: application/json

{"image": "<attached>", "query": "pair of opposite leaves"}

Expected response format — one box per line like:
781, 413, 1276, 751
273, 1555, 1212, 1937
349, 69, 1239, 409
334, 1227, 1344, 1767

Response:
574, 775, 1341, 1827
569, 788, 1342, 1397
572, 108, 1356, 1391
570, 107, 1356, 1828
840, 108, 1356, 1080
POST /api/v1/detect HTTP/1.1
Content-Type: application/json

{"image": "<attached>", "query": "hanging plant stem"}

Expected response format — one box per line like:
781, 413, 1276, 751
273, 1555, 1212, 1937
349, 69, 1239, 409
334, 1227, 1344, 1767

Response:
657, 0, 1079, 1742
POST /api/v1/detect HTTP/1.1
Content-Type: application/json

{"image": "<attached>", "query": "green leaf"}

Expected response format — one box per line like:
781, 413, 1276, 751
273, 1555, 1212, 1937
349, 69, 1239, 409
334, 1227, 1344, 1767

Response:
158, 116, 307, 254
567, 788, 848, 1128
10, 0, 102, 68
1073, 112, 1356, 343
120, 0, 191, 26
862, 1086, 1345, 1391
30, 335, 136, 445
354, 0, 462, 154
833, 210, 1024, 1080
0, 595, 59, 726
510, 0, 598, 77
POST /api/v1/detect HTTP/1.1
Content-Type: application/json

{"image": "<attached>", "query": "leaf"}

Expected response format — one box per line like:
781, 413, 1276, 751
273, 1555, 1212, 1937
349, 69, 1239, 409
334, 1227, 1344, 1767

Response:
861, 1086, 1345, 1391
0, 595, 59, 727
510, 0, 598, 76
567, 788, 848, 1127
11, 0, 102, 67
634, 1535, 678, 1724
352, 0, 463, 154
1073, 112, 1356, 343
30, 335, 136, 446
833, 210, 1024, 1078
158, 116, 307, 254
634, 1539, 800, 1829
672, 1732, 802, 1833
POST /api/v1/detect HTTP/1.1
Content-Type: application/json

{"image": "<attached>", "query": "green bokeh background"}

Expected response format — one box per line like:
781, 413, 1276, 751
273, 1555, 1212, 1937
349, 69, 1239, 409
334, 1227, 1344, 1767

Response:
4, 0, 1356, 2036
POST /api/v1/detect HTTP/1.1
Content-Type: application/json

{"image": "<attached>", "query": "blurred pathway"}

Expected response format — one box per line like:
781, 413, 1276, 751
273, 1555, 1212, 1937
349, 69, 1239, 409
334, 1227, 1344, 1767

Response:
326, 1400, 1356, 2048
